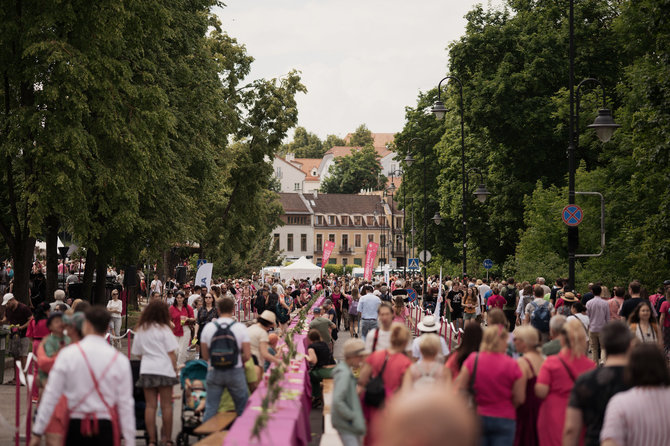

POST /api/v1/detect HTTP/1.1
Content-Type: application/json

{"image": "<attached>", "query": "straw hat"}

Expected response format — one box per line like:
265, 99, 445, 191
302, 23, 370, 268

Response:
562, 292, 578, 303
417, 315, 439, 333
258, 310, 277, 326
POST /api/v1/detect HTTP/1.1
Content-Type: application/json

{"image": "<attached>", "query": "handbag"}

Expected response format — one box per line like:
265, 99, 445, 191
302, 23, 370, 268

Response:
364, 353, 388, 408
465, 353, 479, 409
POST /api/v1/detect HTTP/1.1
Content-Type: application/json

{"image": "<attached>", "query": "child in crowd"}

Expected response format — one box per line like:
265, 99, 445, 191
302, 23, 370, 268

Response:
265, 333, 279, 371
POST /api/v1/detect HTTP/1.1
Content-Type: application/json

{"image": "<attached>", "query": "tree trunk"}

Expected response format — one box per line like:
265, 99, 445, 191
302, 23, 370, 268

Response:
95, 253, 107, 305
82, 248, 96, 302
45, 215, 59, 304
10, 237, 36, 305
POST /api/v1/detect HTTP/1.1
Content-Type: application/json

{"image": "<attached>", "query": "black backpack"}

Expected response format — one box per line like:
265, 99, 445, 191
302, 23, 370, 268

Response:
530, 301, 551, 333
209, 321, 239, 369
364, 354, 389, 408
505, 286, 517, 306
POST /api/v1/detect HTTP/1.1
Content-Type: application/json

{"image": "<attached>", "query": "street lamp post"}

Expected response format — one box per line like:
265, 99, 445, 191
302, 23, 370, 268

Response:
387, 169, 405, 277
404, 138, 441, 300
566, 0, 620, 291
431, 75, 468, 277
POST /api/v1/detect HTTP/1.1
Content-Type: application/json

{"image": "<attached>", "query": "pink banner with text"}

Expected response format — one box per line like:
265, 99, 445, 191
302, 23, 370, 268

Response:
364, 242, 379, 281
322, 240, 335, 267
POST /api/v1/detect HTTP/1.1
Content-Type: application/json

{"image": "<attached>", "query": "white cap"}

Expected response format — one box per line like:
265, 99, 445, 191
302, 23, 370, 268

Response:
2, 293, 15, 306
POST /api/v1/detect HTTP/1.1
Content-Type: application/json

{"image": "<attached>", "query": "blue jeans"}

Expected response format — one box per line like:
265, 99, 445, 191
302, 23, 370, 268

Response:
480, 416, 516, 446
360, 319, 378, 341
204, 366, 249, 420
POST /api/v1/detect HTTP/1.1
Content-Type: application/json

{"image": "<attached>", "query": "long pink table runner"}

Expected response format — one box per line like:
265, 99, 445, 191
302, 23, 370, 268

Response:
224, 295, 324, 446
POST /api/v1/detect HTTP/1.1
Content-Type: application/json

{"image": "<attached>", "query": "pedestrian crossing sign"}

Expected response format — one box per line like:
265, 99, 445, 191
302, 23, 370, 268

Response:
407, 258, 420, 270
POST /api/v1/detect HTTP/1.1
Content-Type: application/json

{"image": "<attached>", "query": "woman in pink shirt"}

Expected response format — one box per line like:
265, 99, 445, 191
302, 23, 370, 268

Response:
608, 286, 625, 321
455, 324, 525, 445
535, 318, 595, 446
487, 287, 507, 310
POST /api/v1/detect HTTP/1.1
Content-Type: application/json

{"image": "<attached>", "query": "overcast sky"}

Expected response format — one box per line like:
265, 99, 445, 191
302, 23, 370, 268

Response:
214, 1, 495, 140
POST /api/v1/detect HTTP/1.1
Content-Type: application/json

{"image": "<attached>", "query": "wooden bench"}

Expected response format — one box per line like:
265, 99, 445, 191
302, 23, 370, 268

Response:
193, 411, 237, 436
194, 431, 227, 446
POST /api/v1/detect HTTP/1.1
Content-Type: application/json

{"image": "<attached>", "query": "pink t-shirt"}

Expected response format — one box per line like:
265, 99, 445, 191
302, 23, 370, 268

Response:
464, 351, 522, 419
660, 301, 670, 328
487, 294, 507, 310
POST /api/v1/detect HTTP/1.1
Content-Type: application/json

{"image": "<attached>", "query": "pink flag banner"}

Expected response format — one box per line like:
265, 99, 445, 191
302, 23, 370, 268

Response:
322, 240, 335, 267
364, 242, 379, 281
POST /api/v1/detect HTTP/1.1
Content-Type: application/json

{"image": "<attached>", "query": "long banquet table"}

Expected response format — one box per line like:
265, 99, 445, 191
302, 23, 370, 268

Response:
223, 294, 324, 446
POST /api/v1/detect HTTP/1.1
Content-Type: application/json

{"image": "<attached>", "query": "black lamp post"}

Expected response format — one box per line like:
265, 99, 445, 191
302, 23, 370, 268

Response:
387, 168, 405, 277
404, 138, 441, 299
431, 75, 468, 277
58, 245, 69, 290
566, 0, 620, 291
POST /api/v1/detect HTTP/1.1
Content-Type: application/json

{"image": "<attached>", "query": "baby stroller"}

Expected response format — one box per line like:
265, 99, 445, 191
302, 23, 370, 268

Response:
176, 359, 209, 446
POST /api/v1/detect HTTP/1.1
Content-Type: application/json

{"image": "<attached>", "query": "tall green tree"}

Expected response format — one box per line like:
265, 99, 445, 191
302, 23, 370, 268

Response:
320, 146, 384, 194
280, 127, 324, 158
347, 124, 374, 147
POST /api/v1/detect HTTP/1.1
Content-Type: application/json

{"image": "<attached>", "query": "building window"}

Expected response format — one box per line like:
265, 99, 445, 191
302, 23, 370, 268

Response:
367, 216, 375, 225
396, 217, 402, 228
342, 234, 348, 249
380, 234, 386, 246
379, 216, 386, 226
301, 234, 307, 252
354, 216, 362, 225
354, 234, 361, 247
294, 182, 301, 191
316, 234, 323, 251
273, 233, 279, 249
316, 258, 322, 267
275, 167, 282, 178
342, 215, 349, 225
342, 258, 348, 266
316, 215, 323, 225
354, 258, 362, 266
328, 215, 335, 225
287, 234, 294, 251
328, 258, 336, 265
328, 234, 335, 243
368, 234, 374, 243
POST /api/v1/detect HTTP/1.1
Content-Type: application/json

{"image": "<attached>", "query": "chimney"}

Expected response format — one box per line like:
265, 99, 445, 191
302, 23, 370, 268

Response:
285, 153, 295, 162
313, 190, 318, 200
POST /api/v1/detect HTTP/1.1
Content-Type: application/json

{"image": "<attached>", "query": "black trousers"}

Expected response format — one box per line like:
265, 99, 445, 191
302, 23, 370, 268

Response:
66, 419, 114, 446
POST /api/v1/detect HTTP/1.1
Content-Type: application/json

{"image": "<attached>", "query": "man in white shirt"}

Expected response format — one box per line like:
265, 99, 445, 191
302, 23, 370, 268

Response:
357, 285, 381, 340
411, 315, 449, 361
30, 307, 135, 446
150, 274, 163, 295
365, 303, 411, 353
200, 296, 251, 420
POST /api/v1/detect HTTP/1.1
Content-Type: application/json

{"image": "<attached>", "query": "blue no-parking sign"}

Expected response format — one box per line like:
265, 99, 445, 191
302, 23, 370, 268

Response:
562, 205, 583, 227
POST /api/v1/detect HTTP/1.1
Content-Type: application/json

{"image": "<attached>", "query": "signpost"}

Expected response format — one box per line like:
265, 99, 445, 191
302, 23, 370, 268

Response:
418, 250, 432, 263
483, 258, 493, 280
407, 258, 420, 271
562, 204, 583, 227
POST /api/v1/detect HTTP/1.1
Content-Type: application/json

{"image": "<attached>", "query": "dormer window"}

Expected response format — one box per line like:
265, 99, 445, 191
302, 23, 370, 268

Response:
328, 215, 335, 225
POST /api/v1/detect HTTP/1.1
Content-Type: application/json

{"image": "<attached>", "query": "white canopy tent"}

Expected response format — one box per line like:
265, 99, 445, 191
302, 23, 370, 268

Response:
279, 256, 321, 281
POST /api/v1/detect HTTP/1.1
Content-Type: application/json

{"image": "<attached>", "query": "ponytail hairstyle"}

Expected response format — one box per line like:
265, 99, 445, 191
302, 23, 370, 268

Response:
561, 318, 588, 358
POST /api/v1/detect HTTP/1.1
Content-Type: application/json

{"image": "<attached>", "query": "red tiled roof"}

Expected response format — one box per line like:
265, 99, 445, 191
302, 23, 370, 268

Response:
343, 132, 395, 149
291, 158, 322, 180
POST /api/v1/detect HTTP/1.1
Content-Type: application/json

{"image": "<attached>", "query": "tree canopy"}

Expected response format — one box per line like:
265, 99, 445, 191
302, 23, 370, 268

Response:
320, 146, 384, 194
398, 0, 670, 289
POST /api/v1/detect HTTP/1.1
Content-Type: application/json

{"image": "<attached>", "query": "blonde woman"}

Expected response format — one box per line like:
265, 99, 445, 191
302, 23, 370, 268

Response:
404, 334, 445, 388
535, 318, 595, 446
455, 324, 525, 445
512, 326, 545, 446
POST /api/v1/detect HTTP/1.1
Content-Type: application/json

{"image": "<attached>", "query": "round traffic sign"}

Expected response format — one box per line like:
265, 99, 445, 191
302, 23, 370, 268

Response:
483, 259, 493, 270
562, 205, 583, 227
418, 250, 432, 263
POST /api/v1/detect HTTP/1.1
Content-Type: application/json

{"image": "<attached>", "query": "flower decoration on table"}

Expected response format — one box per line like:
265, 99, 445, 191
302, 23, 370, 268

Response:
250, 290, 322, 441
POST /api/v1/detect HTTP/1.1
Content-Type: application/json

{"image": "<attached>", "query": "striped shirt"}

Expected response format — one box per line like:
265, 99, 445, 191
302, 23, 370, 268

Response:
600, 387, 670, 446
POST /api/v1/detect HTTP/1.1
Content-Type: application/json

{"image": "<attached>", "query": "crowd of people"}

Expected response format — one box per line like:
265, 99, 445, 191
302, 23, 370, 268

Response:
2, 263, 670, 446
